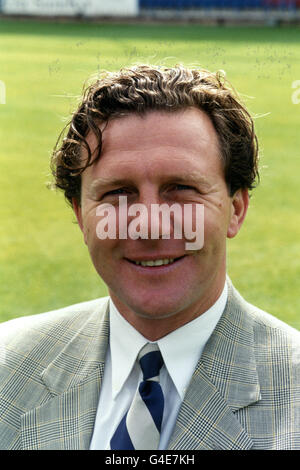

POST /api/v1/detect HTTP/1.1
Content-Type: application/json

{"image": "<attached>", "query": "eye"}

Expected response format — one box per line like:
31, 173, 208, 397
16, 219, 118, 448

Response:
171, 184, 195, 191
104, 188, 130, 197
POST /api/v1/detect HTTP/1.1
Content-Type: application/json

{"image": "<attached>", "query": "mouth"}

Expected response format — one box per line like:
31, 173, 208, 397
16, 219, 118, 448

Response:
126, 256, 185, 267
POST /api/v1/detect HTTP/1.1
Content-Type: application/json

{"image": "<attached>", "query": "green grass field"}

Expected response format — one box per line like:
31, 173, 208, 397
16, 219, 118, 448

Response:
0, 19, 300, 327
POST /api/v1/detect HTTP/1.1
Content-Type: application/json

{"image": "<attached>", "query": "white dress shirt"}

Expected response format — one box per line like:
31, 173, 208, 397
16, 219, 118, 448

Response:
89, 282, 228, 450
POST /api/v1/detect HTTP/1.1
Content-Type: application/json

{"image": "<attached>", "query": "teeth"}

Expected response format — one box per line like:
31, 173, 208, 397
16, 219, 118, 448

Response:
134, 258, 175, 267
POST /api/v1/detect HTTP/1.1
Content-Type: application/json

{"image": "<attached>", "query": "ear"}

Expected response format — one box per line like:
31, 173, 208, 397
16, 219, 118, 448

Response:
72, 197, 87, 245
227, 189, 249, 239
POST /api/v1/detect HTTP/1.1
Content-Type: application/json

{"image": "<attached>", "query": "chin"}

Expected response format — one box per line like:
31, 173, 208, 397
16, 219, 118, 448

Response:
133, 307, 179, 321
124, 296, 189, 321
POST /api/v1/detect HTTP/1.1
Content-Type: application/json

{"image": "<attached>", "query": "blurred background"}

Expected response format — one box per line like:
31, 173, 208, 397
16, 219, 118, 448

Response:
0, 0, 299, 327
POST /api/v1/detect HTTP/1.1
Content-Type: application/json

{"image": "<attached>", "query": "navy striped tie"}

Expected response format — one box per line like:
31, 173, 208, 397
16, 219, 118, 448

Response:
110, 343, 164, 450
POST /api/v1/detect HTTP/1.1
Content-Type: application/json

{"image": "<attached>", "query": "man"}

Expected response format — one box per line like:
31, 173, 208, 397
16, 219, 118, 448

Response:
1, 65, 300, 450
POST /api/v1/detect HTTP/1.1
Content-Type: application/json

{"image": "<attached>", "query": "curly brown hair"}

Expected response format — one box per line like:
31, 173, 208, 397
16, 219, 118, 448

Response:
51, 64, 259, 206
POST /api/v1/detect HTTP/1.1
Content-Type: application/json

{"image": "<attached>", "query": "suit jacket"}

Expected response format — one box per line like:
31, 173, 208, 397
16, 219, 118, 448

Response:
1, 280, 300, 450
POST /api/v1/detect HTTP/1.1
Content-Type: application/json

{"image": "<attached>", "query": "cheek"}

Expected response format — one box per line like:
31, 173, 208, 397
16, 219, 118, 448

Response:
203, 208, 230, 245
87, 239, 121, 281
87, 226, 118, 254
82, 216, 95, 246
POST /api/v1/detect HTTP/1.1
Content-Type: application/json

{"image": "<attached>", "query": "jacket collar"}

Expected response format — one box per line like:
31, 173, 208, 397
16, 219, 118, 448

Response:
20, 299, 110, 450
21, 281, 261, 450
168, 280, 261, 449
200, 279, 261, 411
41, 299, 110, 395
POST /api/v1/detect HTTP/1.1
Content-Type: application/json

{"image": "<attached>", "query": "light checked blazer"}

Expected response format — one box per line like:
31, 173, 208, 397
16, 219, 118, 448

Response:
1, 280, 300, 450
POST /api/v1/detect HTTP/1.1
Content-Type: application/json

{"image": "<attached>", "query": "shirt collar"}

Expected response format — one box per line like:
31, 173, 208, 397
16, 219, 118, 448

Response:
109, 282, 228, 400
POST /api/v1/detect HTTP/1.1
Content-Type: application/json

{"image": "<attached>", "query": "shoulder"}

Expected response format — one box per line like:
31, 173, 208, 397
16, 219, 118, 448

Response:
0, 296, 110, 330
242, 295, 300, 348
0, 297, 110, 364
248, 303, 300, 365
228, 283, 300, 363
0, 298, 110, 449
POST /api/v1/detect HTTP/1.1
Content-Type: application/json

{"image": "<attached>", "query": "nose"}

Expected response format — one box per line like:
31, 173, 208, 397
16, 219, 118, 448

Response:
128, 188, 175, 241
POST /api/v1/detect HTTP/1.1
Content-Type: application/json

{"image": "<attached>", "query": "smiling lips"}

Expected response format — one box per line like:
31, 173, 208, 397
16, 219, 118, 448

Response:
127, 256, 185, 267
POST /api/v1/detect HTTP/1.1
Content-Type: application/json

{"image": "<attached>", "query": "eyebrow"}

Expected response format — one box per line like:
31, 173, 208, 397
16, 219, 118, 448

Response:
89, 178, 133, 198
90, 177, 132, 190
89, 173, 212, 196
169, 174, 211, 187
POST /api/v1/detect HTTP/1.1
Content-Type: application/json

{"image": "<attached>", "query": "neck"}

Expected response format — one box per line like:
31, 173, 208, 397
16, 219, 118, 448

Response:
110, 279, 226, 341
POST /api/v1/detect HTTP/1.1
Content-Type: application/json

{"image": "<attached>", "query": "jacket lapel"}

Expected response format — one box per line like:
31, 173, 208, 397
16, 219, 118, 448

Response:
20, 282, 261, 450
168, 281, 261, 450
20, 299, 110, 450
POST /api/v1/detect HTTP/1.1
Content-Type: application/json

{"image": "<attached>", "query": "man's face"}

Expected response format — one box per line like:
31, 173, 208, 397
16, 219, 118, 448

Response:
73, 108, 248, 338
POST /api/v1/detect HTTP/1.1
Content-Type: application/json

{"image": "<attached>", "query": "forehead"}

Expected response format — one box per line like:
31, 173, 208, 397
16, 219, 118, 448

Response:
83, 108, 223, 181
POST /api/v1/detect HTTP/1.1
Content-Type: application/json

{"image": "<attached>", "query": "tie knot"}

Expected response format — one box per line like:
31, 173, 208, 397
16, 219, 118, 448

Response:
138, 343, 164, 381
